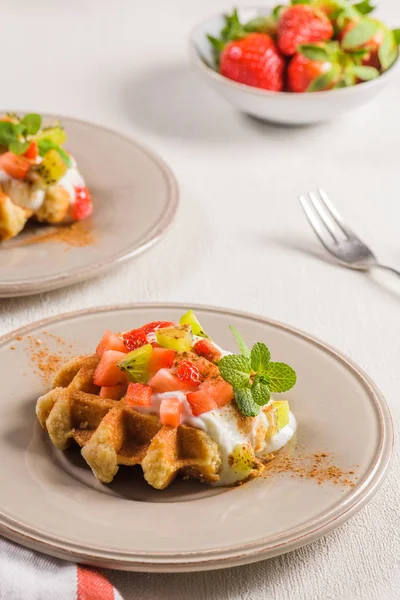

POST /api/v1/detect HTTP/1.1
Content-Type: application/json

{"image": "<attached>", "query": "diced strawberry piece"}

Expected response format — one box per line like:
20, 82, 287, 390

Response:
187, 389, 217, 416
148, 368, 198, 393
0, 152, 31, 179
160, 397, 182, 427
71, 186, 93, 221
24, 141, 39, 160
193, 339, 222, 363
148, 348, 176, 375
99, 384, 126, 400
200, 378, 234, 408
177, 360, 200, 384
122, 328, 148, 351
96, 330, 128, 357
93, 350, 127, 387
141, 321, 175, 334
125, 382, 152, 407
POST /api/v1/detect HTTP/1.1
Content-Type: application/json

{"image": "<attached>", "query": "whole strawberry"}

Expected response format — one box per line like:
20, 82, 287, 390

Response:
220, 33, 285, 91
288, 53, 336, 92
277, 4, 333, 56
340, 18, 394, 70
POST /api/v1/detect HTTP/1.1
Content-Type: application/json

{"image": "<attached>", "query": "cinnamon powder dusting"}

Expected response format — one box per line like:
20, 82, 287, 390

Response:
13, 332, 75, 384
263, 448, 357, 488
4, 221, 95, 250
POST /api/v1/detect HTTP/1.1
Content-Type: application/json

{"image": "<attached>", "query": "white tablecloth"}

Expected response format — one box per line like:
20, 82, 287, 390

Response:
1, 1, 399, 598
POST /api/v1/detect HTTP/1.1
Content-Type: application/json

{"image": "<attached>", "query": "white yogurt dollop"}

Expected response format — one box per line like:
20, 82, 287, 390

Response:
132, 333, 297, 486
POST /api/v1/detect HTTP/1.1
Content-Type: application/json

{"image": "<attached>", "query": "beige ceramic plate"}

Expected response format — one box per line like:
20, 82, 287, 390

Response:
0, 304, 393, 572
0, 116, 178, 297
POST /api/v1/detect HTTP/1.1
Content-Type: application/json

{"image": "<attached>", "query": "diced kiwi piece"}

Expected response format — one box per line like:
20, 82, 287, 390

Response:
117, 344, 152, 383
156, 324, 193, 352
230, 444, 259, 478
264, 405, 277, 437
36, 125, 67, 146
179, 309, 209, 339
272, 400, 290, 431
37, 149, 67, 186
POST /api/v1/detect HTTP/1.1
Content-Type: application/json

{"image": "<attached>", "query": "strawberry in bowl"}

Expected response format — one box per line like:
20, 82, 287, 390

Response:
190, 2, 400, 124
0, 113, 93, 241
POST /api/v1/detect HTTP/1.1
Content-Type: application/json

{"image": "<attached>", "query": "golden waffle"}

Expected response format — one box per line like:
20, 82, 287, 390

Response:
36, 355, 222, 489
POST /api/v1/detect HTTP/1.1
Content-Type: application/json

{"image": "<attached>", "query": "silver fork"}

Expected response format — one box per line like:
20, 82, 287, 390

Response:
299, 189, 400, 278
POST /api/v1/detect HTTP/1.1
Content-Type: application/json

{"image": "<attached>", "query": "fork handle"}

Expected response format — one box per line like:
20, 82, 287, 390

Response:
374, 264, 400, 278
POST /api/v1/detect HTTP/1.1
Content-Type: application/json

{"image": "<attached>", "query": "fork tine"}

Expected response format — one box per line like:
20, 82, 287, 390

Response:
308, 191, 343, 242
298, 194, 338, 251
317, 189, 353, 238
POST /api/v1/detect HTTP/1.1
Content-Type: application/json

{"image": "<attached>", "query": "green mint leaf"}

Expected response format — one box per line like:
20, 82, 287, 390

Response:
342, 19, 380, 49
298, 44, 330, 62
250, 342, 270, 373
37, 139, 72, 168
393, 28, 400, 45
9, 140, 30, 155
265, 362, 297, 393
352, 65, 379, 80
291, 0, 312, 4
307, 67, 336, 92
378, 30, 398, 71
218, 354, 251, 388
234, 387, 260, 417
251, 374, 271, 406
353, 0, 375, 15
0, 121, 21, 147
229, 325, 250, 358
21, 113, 41, 136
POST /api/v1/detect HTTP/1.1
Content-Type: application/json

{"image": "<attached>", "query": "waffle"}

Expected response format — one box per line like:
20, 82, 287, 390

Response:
36, 354, 223, 489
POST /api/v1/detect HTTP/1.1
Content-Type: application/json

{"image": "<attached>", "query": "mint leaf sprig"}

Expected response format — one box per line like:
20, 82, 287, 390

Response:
218, 326, 296, 417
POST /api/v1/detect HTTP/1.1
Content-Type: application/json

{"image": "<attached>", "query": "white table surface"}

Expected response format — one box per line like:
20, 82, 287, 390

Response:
1, 1, 399, 598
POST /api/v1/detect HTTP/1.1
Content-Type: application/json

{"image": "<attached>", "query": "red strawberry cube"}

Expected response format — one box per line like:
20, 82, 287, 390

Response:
93, 350, 127, 387
96, 330, 128, 357
125, 383, 152, 407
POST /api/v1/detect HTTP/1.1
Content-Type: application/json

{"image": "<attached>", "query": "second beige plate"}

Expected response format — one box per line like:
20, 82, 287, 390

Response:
0, 304, 393, 571
0, 115, 178, 297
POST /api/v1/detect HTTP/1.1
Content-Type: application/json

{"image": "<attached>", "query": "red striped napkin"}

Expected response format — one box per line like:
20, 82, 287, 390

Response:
0, 537, 123, 599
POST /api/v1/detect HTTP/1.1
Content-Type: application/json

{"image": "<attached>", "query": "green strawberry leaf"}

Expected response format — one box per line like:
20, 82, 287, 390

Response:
342, 19, 380, 49
307, 67, 336, 92
273, 5, 285, 19
21, 113, 42, 136
265, 362, 297, 393
352, 65, 379, 80
379, 30, 398, 71
298, 44, 330, 62
352, 0, 375, 16
251, 374, 271, 406
9, 140, 30, 155
234, 387, 260, 417
229, 325, 250, 358
250, 342, 270, 373
218, 354, 251, 388
244, 15, 277, 35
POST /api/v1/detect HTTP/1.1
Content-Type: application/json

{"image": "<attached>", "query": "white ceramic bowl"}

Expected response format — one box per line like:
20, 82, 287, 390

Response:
189, 6, 399, 125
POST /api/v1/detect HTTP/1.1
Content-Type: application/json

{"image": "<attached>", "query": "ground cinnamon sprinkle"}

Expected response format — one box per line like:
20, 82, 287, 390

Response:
16, 332, 75, 384
4, 220, 95, 250
263, 448, 357, 488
